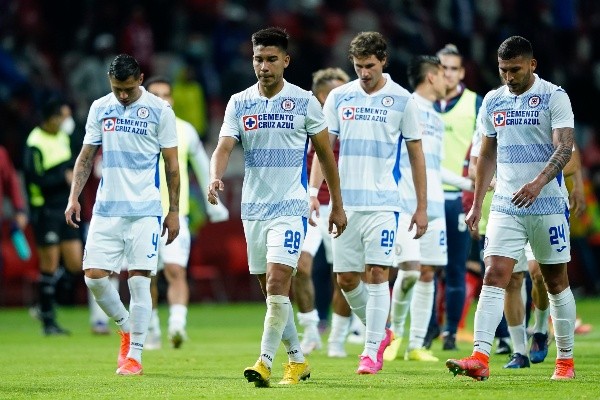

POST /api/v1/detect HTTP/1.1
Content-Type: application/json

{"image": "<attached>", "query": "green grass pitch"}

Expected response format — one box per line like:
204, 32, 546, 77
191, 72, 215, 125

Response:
1, 298, 599, 399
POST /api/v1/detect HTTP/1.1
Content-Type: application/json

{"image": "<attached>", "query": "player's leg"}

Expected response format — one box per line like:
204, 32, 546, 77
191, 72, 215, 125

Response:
446, 211, 526, 381
528, 256, 550, 363
503, 260, 530, 369
294, 219, 323, 355
531, 213, 575, 379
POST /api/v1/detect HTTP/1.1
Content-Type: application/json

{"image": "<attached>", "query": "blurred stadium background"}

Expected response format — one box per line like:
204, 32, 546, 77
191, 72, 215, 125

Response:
1, 0, 600, 306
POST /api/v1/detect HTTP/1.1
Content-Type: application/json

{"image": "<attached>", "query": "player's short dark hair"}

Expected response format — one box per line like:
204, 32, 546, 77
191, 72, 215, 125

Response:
144, 76, 171, 90
407, 55, 441, 90
498, 36, 533, 60
251, 27, 289, 52
108, 54, 141, 81
348, 32, 388, 64
41, 97, 67, 121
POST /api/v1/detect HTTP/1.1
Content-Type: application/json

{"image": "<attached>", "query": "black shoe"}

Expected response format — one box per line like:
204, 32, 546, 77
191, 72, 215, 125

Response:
495, 338, 512, 355
503, 353, 531, 369
423, 325, 441, 349
44, 323, 71, 336
442, 332, 457, 350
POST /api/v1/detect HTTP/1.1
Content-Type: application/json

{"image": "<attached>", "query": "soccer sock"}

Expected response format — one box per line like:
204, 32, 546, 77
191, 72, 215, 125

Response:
282, 303, 304, 363
363, 282, 390, 360
473, 285, 505, 358
508, 324, 527, 355
342, 281, 368, 324
39, 272, 57, 326
260, 295, 290, 369
548, 287, 576, 360
85, 276, 130, 331
149, 308, 161, 337
88, 287, 109, 325
328, 313, 351, 346
533, 306, 550, 334
168, 304, 187, 333
297, 309, 320, 340
408, 280, 434, 350
390, 270, 419, 338
127, 276, 152, 363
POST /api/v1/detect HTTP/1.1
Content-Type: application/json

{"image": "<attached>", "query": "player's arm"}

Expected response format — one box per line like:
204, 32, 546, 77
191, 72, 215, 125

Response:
308, 132, 336, 221
65, 144, 100, 228
187, 129, 229, 222
406, 139, 428, 239
161, 146, 180, 244
466, 135, 497, 231
311, 129, 346, 237
564, 144, 585, 217
208, 136, 237, 205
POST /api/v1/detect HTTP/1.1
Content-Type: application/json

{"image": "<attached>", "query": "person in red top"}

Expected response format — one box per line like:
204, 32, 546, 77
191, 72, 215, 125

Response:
293, 67, 350, 358
0, 145, 28, 229
0, 145, 29, 250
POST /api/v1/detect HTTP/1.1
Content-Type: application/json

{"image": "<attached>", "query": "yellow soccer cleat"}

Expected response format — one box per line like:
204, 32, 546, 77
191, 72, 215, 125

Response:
383, 337, 402, 361
244, 358, 271, 387
279, 361, 311, 384
404, 347, 439, 362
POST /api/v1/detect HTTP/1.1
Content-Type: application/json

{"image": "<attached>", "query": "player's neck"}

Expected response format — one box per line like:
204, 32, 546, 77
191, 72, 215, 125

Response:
259, 81, 284, 99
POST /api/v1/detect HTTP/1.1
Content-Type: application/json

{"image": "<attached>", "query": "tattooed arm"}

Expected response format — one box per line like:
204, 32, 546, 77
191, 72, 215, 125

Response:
161, 146, 180, 245
65, 144, 100, 228
511, 126, 573, 208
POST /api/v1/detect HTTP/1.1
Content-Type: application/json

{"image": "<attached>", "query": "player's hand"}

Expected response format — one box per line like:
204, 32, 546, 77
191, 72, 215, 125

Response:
408, 209, 428, 239
569, 187, 586, 217
207, 179, 224, 205
465, 206, 481, 233
329, 206, 347, 238
512, 180, 543, 208
308, 196, 321, 227
162, 211, 180, 245
64, 199, 81, 228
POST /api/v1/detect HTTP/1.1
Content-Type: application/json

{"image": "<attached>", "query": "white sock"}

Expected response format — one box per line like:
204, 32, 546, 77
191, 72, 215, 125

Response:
149, 308, 161, 336
260, 295, 290, 369
408, 280, 434, 350
168, 304, 187, 333
297, 309, 320, 339
473, 285, 505, 357
88, 287, 109, 325
282, 303, 304, 363
548, 287, 576, 360
363, 282, 390, 361
85, 276, 130, 332
508, 324, 527, 355
390, 270, 419, 338
533, 306, 550, 334
342, 281, 368, 324
127, 276, 152, 363
328, 313, 351, 345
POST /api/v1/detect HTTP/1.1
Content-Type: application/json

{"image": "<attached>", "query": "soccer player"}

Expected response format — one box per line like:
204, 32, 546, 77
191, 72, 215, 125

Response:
425, 44, 480, 351
65, 54, 180, 376
384, 55, 449, 363
295, 67, 350, 357
23, 98, 83, 335
446, 35, 577, 381
311, 31, 428, 374
143, 76, 229, 350
207, 27, 346, 387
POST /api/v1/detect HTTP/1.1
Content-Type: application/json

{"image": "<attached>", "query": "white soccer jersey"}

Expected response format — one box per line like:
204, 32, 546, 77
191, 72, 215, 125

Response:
220, 80, 327, 220
398, 93, 445, 219
324, 74, 421, 212
480, 74, 574, 215
84, 87, 178, 217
